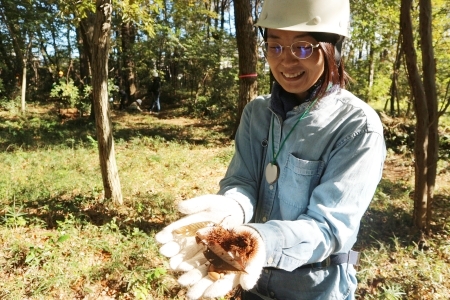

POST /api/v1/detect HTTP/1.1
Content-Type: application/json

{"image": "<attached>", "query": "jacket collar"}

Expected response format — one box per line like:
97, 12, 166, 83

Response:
269, 80, 321, 120
269, 80, 341, 120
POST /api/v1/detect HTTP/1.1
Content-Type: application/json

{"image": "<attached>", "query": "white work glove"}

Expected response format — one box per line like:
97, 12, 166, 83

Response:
178, 226, 266, 300
155, 195, 244, 271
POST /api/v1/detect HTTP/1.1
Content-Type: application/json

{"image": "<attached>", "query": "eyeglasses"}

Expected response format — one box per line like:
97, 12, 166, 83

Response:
261, 41, 320, 59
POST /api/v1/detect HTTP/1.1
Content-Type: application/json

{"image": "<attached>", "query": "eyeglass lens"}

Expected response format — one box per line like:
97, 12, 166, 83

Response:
263, 41, 315, 59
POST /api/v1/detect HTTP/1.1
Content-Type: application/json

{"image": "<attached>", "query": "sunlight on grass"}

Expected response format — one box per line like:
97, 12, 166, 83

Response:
1, 105, 449, 299
355, 177, 450, 299
0, 107, 233, 299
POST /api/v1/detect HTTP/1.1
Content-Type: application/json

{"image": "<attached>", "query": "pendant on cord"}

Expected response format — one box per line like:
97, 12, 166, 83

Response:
265, 162, 279, 184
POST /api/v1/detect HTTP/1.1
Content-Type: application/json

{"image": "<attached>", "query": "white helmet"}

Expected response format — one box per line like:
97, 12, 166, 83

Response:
153, 71, 159, 77
255, 0, 350, 38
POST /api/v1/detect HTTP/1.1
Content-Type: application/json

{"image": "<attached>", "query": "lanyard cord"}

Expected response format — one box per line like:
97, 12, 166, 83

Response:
271, 97, 319, 164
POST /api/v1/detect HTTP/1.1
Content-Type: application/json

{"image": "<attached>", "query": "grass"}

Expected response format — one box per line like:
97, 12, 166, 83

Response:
0, 103, 233, 299
1, 102, 449, 299
355, 154, 450, 300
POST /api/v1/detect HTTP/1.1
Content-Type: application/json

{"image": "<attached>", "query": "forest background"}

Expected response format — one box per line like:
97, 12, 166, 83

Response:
0, 0, 450, 299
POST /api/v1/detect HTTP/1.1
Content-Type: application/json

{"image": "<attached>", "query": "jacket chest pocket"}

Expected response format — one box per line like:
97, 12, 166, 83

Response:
277, 154, 324, 220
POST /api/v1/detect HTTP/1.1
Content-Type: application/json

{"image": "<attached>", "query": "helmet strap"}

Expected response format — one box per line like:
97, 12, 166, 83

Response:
261, 28, 267, 41
334, 36, 344, 67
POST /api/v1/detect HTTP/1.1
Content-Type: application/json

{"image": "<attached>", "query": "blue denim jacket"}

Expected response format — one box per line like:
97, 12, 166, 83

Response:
218, 87, 386, 299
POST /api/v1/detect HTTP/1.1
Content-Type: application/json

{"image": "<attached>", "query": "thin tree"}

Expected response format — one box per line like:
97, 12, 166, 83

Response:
386, 32, 403, 116
419, 0, 438, 231
400, 0, 437, 231
121, 19, 137, 103
78, 14, 96, 117
92, 0, 123, 205
232, 0, 258, 138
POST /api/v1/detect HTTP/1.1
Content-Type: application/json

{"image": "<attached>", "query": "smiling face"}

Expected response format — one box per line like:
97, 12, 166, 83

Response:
266, 29, 325, 101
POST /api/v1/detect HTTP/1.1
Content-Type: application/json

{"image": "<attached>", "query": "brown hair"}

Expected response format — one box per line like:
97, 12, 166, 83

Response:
314, 41, 351, 100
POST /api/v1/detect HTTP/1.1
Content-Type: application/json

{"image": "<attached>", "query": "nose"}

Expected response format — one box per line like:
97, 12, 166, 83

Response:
281, 46, 300, 64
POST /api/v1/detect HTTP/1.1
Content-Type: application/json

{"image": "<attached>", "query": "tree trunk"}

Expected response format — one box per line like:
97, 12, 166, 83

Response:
232, 0, 258, 138
0, 34, 14, 76
367, 43, 374, 101
387, 32, 403, 116
400, 0, 429, 231
219, 0, 226, 30
419, 0, 438, 228
79, 15, 96, 118
77, 25, 93, 116
77, 25, 92, 85
92, 0, 123, 205
121, 20, 137, 102
21, 59, 27, 113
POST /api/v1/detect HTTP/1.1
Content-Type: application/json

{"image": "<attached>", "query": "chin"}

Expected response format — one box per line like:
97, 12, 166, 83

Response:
284, 86, 308, 96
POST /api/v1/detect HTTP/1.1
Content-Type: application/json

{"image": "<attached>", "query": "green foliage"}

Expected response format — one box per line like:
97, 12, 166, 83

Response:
50, 79, 80, 107
379, 283, 406, 300
57, 0, 95, 19
77, 83, 93, 114
177, 30, 239, 120
346, 0, 450, 118
0, 0, 448, 129
115, 0, 161, 36
3, 200, 27, 228
86, 135, 98, 148
127, 266, 169, 299
0, 96, 20, 113
382, 119, 415, 154
381, 113, 450, 158
0, 106, 99, 151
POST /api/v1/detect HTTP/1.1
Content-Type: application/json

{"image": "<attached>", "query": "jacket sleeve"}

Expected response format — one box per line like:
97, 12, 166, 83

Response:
218, 97, 271, 223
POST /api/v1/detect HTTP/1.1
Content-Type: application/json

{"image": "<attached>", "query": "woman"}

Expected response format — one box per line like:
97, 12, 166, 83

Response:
156, 0, 386, 299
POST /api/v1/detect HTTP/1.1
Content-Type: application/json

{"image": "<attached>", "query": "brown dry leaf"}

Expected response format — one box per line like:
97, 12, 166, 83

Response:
203, 241, 245, 272
173, 221, 216, 237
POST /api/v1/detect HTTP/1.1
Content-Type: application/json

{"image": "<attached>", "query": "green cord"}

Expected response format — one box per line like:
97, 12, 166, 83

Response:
271, 97, 319, 164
